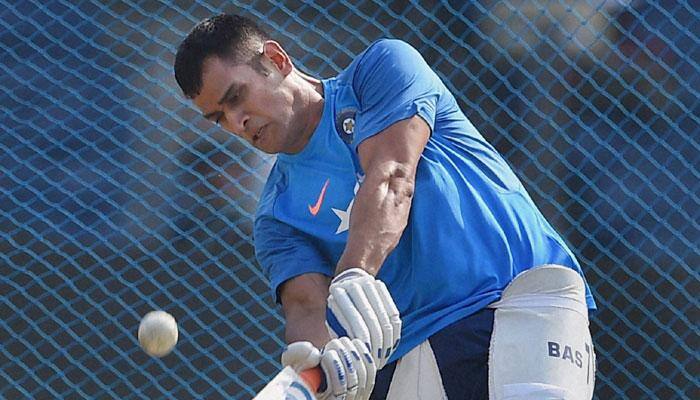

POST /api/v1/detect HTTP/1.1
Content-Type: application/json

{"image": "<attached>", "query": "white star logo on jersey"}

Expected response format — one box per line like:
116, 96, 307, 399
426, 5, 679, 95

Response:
331, 182, 360, 234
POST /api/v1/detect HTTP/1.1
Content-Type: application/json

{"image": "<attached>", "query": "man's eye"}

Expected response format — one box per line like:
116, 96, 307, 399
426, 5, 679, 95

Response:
214, 115, 222, 125
226, 87, 245, 105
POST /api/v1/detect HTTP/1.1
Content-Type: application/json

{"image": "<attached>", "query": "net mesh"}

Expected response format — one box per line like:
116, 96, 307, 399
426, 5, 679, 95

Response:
1, 1, 698, 398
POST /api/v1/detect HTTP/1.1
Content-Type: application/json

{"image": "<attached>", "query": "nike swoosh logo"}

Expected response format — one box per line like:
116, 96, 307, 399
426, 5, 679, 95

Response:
308, 179, 330, 216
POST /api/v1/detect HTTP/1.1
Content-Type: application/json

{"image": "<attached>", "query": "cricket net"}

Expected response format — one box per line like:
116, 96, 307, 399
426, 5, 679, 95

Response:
1, 1, 697, 398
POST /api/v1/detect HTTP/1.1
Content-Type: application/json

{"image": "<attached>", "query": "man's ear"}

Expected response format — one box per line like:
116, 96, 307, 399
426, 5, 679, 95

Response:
262, 40, 293, 76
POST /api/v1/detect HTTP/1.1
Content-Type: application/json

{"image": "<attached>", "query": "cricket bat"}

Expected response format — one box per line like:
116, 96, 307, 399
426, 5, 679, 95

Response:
253, 366, 323, 399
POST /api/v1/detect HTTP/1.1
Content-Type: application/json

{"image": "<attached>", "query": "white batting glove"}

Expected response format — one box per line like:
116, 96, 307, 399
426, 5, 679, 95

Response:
281, 341, 321, 372
281, 339, 376, 400
320, 337, 376, 400
327, 268, 402, 369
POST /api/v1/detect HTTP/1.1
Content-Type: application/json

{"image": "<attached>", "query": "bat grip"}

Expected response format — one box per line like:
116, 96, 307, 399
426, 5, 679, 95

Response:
299, 366, 323, 392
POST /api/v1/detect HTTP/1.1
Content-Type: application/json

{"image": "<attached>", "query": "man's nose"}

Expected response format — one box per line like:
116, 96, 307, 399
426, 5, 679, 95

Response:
228, 110, 250, 137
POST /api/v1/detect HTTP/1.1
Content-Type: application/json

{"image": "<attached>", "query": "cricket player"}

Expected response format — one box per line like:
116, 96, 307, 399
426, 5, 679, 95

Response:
174, 14, 597, 400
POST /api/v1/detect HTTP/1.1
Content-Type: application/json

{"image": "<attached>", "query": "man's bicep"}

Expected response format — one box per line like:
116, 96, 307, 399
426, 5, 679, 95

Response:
357, 115, 430, 175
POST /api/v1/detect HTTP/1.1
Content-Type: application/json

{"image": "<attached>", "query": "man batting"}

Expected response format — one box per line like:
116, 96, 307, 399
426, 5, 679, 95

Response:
174, 14, 597, 400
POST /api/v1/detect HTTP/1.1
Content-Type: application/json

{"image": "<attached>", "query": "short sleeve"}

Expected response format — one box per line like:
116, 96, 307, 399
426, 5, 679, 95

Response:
254, 214, 333, 303
351, 39, 442, 151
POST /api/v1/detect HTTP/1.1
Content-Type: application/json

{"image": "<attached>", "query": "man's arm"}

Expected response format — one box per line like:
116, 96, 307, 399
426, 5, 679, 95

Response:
328, 115, 427, 368
335, 115, 430, 276
279, 273, 332, 348
280, 273, 377, 400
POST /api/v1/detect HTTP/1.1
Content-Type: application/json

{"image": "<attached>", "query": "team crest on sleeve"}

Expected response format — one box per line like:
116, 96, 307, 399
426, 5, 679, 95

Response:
335, 108, 356, 144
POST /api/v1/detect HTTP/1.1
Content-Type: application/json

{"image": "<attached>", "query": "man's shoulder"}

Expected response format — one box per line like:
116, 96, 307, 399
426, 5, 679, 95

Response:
359, 38, 416, 61
338, 39, 417, 84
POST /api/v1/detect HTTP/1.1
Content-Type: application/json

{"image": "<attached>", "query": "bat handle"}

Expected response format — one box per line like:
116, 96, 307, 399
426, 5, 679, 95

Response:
299, 367, 323, 392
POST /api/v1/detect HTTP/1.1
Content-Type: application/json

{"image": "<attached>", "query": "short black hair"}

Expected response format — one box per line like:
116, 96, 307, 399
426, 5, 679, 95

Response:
174, 14, 270, 98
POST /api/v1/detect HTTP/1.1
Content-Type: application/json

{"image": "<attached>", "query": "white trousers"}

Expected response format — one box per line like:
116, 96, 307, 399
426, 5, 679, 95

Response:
385, 340, 449, 399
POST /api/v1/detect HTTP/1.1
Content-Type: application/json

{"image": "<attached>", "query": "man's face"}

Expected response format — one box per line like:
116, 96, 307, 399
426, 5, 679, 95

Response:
193, 53, 307, 154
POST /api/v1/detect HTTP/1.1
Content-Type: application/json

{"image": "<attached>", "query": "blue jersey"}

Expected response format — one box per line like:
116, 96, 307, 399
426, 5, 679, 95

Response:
255, 39, 596, 363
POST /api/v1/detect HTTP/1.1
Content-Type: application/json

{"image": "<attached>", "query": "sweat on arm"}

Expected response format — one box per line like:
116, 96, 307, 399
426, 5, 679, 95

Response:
335, 116, 429, 276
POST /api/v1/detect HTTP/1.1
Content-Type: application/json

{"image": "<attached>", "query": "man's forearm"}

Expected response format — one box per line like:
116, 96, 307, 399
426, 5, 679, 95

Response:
280, 273, 332, 348
336, 162, 415, 276
284, 304, 331, 349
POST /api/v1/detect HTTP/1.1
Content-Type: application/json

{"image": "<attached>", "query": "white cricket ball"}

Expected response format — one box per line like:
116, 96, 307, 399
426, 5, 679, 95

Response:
138, 310, 178, 357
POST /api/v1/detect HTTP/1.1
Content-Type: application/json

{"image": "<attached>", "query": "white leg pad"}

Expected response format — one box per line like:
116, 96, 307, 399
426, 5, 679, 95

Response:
488, 265, 596, 400
502, 383, 572, 399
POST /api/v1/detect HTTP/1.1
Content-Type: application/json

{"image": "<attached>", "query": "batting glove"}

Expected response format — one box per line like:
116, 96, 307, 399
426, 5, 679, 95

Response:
320, 337, 376, 400
327, 268, 402, 369
281, 339, 376, 400
281, 341, 322, 372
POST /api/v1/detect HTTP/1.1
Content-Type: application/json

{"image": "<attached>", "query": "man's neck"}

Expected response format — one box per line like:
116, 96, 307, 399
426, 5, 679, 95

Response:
295, 70, 325, 151
296, 69, 324, 97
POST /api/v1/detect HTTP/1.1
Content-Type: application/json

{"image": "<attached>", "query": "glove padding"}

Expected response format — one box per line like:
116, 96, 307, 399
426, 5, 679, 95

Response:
281, 339, 376, 400
328, 268, 401, 369
281, 341, 321, 372
320, 337, 376, 400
